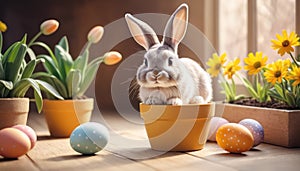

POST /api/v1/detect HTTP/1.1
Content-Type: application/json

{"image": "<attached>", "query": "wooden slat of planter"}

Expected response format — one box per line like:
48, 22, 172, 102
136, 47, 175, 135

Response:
220, 104, 300, 147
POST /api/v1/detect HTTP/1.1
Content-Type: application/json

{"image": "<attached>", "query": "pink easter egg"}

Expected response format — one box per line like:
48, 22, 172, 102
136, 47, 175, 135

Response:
12, 125, 37, 149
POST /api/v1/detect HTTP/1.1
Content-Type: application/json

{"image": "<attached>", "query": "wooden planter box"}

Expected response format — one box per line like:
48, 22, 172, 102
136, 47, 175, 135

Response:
216, 104, 300, 147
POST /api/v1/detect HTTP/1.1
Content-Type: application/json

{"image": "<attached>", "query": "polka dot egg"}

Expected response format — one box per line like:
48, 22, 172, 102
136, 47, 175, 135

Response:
208, 117, 229, 141
239, 119, 264, 147
216, 123, 254, 153
70, 122, 109, 155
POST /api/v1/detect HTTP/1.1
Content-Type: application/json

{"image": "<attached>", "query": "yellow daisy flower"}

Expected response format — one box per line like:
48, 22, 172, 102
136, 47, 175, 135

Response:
264, 60, 289, 85
206, 53, 227, 77
0, 20, 7, 32
271, 30, 300, 56
223, 58, 241, 79
244, 52, 268, 75
288, 65, 300, 86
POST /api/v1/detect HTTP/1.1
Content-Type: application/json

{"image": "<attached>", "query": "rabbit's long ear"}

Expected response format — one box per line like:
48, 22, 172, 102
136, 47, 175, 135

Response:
162, 4, 188, 51
125, 14, 159, 51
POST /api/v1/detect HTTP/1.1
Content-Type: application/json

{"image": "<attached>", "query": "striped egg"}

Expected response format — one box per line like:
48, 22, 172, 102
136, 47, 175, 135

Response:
216, 123, 254, 153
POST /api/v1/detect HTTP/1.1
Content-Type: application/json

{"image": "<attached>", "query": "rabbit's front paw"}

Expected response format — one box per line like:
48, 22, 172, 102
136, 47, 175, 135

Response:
167, 98, 183, 105
145, 97, 164, 105
190, 96, 205, 104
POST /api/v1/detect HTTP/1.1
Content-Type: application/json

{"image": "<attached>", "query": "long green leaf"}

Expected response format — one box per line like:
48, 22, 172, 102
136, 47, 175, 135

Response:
34, 90, 43, 113
58, 36, 69, 52
26, 48, 36, 60
31, 41, 58, 66
36, 80, 64, 100
2, 42, 18, 64
5, 43, 27, 82
0, 32, 2, 53
55, 45, 73, 78
21, 60, 36, 79
0, 80, 13, 90
66, 69, 81, 98
32, 72, 68, 98
0, 60, 4, 79
10, 78, 43, 112
77, 62, 99, 96
74, 50, 89, 74
37, 54, 62, 80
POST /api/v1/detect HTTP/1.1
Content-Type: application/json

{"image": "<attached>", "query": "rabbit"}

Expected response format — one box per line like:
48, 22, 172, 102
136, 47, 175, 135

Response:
125, 3, 212, 105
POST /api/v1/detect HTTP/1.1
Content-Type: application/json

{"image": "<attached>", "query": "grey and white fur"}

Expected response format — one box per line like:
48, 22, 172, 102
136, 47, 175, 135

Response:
125, 3, 212, 105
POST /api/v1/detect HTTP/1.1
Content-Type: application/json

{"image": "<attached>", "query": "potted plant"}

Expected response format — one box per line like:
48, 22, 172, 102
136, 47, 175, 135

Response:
33, 25, 122, 137
206, 30, 300, 147
0, 20, 63, 129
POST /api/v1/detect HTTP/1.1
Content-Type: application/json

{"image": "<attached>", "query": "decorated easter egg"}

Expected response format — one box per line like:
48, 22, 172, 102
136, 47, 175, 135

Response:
12, 125, 37, 149
208, 117, 229, 141
70, 122, 109, 155
216, 123, 254, 153
239, 119, 264, 147
0, 128, 31, 158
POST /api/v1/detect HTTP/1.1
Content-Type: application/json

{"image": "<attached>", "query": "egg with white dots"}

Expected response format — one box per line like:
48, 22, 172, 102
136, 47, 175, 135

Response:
216, 123, 254, 153
239, 119, 264, 147
70, 122, 109, 155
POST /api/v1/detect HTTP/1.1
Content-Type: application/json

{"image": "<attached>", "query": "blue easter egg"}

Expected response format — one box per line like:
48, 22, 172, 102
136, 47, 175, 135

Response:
70, 122, 109, 155
239, 119, 264, 147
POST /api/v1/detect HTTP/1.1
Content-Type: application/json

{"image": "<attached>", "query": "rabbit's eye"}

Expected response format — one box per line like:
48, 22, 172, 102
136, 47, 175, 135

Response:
144, 59, 148, 67
168, 57, 173, 66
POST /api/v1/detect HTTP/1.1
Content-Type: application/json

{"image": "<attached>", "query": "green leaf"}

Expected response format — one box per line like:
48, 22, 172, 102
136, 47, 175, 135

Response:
2, 42, 18, 64
37, 54, 62, 80
10, 78, 40, 97
35, 80, 64, 100
26, 48, 36, 60
0, 32, 2, 53
0, 60, 4, 79
74, 50, 89, 74
34, 90, 43, 113
21, 60, 36, 79
20, 34, 27, 44
77, 62, 100, 97
58, 36, 69, 52
32, 72, 68, 98
66, 69, 81, 98
5, 43, 27, 82
0, 80, 13, 90
55, 45, 74, 80
31, 41, 58, 66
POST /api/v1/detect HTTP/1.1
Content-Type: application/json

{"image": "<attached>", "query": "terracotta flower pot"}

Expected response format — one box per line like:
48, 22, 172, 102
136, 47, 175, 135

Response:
43, 98, 94, 137
0, 98, 29, 129
140, 103, 215, 151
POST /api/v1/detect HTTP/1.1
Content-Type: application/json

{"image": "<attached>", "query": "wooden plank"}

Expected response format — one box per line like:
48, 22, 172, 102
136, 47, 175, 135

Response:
0, 155, 39, 171
27, 137, 155, 171
188, 142, 300, 171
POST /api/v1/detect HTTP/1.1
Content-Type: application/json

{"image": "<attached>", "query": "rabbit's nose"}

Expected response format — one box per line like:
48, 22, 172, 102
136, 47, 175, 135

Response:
152, 69, 160, 76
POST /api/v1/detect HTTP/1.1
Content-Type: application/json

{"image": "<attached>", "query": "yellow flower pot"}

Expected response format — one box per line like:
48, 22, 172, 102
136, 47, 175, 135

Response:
140, 103, 215, 151
0, 98, 29, 129
43, 98, 94, 137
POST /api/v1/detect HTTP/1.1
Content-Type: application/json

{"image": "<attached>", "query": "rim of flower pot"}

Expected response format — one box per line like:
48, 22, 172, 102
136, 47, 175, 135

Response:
0, 98, 30, 111
140, 102, 215, 122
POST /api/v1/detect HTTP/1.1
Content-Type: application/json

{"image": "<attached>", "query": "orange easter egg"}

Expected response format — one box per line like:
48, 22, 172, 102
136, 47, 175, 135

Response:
216, 123, 254, 153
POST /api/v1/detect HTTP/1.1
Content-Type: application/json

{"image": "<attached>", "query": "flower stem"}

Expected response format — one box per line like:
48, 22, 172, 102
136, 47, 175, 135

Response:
289, 53, 300, 67
28, 32, 42, 47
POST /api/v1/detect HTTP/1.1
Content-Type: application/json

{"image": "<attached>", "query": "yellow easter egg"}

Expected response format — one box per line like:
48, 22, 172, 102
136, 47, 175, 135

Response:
216, 123, 254, 153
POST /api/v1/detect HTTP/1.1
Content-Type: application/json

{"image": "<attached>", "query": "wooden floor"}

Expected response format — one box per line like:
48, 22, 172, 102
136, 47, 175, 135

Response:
1, 110, 300, 171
